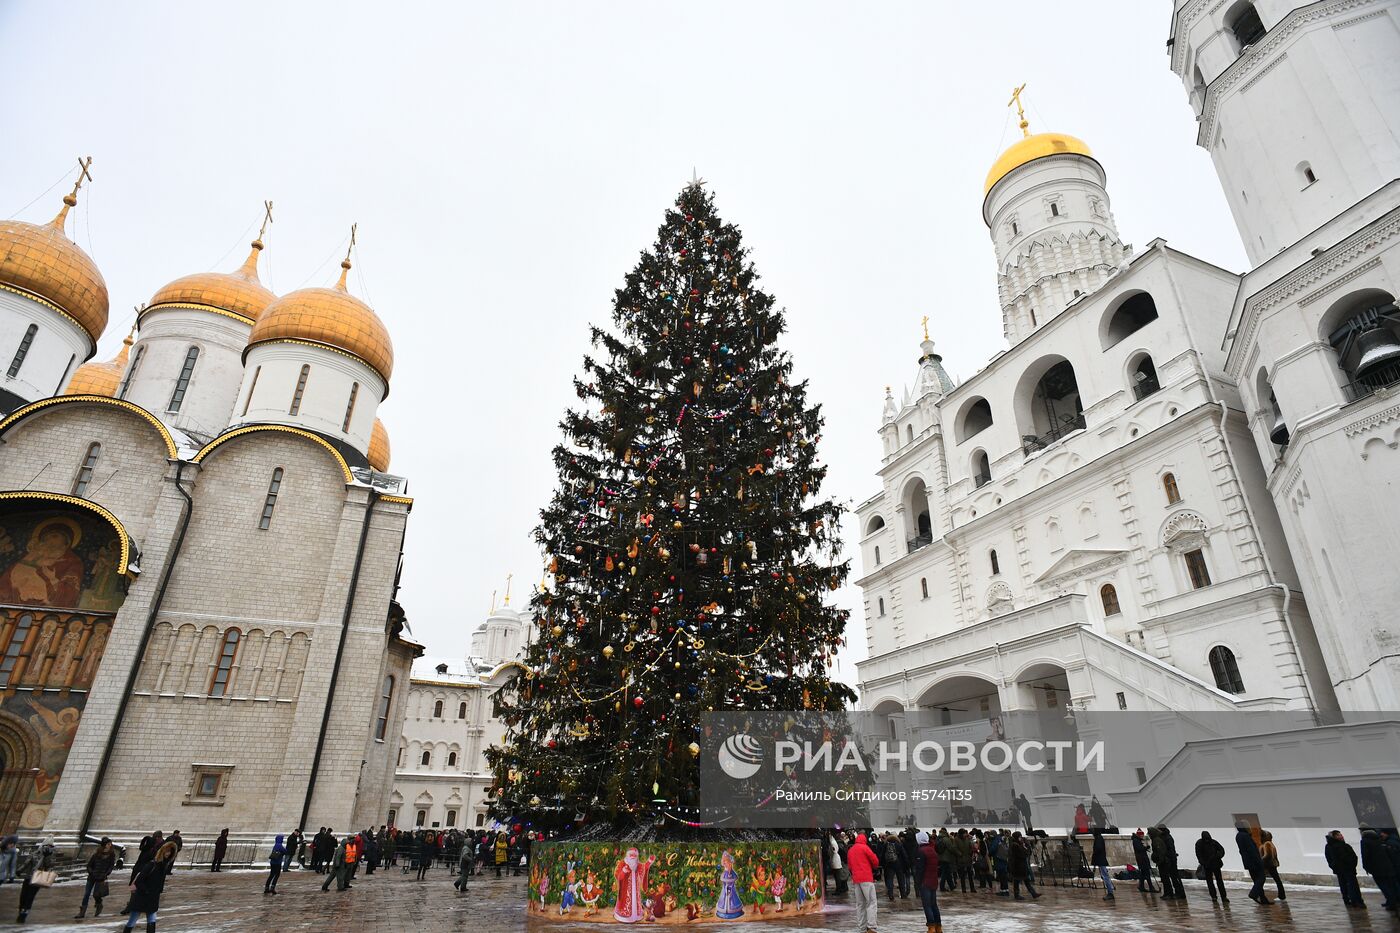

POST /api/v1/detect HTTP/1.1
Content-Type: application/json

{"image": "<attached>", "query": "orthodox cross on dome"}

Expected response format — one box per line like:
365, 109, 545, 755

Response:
921, 315, 930, 341
51, 156, 94, 229
1008, 83, 1030, 138
258, 200, 274, 242
504, 572, 513, 606
336, 223, 358, 289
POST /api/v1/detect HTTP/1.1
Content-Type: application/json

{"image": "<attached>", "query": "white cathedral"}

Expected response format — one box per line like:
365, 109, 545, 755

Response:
0, 186, 420, 848
854, 0, 1400, 866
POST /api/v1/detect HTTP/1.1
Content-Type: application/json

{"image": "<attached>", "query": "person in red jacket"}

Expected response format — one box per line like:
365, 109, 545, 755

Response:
845, 832, 881, 933
913, 831, 942, 933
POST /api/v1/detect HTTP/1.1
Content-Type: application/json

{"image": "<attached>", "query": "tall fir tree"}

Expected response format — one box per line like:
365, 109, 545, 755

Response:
487, 183, 854, 829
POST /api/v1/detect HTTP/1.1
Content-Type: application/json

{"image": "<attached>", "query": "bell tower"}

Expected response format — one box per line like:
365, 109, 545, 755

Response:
1169, 0, 1400, 265
1170, 0, 1400, 709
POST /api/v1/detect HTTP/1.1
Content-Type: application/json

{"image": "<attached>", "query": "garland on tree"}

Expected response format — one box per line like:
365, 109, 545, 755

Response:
486, 182, 854, 829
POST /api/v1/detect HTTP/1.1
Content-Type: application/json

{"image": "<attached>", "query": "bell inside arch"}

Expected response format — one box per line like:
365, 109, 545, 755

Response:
1268, 395, 1290, 446
1354, 325, 1400, 385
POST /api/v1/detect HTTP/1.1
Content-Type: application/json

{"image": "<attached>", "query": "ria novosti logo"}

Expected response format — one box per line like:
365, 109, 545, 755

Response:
716, 733, 764, 779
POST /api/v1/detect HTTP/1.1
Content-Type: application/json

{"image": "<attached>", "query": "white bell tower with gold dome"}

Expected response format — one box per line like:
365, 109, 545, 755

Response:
234, 230, 392, 466
983, 87, 1131, 346
0, 160, 108, 413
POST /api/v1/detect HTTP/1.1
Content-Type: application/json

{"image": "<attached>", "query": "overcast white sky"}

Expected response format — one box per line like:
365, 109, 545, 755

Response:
1, 2, 1249, 681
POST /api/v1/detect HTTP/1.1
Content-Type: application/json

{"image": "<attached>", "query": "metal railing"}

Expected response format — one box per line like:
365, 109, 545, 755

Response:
973, 473, 992, 489
1021, 413, 1087, 455
906, 533, 933, 554
1132, 379, 1161, 401
1344, 360, 1400, 403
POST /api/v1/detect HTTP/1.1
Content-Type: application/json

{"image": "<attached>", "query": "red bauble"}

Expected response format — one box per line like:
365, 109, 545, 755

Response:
634, 696, 645, 707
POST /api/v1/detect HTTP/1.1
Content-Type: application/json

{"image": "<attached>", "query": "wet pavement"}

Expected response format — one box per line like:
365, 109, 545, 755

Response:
0, 865, 1393, 931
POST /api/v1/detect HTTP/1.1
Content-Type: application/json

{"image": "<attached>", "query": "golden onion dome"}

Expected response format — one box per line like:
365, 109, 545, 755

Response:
145, 239, 276, 323
0, 192, 109, 349
368, 418, 391, 472
247, 258, 394, 388
984, 132, 1095, 196
65, 326, 134, 397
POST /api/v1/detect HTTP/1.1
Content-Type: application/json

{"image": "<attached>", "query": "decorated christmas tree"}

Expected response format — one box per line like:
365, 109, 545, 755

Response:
488, 182, 854, 830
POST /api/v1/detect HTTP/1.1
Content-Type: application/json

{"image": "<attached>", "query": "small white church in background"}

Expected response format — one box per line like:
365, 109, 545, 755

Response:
389, 599, 530, 831
854, 0, 1400, 868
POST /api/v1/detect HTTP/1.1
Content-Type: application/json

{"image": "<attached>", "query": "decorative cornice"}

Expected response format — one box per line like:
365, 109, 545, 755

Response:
1298, 256, 1385, 307
1344, 401, 1400, 437
0, 394, 178, 459
193, 424, 354, 483
379, 494, 414, 508
1230, 208, 1400, 378
1171, 0, 1231, 72
141, 302, 256, 327
0, 490, 134, 575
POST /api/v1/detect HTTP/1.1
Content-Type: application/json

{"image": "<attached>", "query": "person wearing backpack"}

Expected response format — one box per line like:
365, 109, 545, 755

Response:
880, 833, 908, 901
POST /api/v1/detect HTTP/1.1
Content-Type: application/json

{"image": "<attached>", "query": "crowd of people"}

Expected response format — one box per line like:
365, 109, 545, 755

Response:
825, 821, 1400, 932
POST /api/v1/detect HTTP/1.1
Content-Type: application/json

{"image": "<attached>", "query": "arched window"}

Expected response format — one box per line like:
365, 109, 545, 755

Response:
1020, 358, 1084, 453
72, 442, 101, 496
242, 365, 261, 416
445, 809, 458, 827
1049, 200, 1062, 218
1131, 355, 1160, 400
117, 344, 144, 399
1103, 293, 1160, 348
0, 613, 34, 689
415, 809, 427, 826
989, 549, 1000, 576
1163, 472, 1181, 504
433, 699, 444, 718
906, 424, 914, 445
343, 382, 359, 432
874, 546, 881, 566
458, 701, 467, 719
904, 478, 933, 552
920, 577, 929, 599
168, 346, 199, 413
7, 324, 38, 378
420, 750, 432, 767
1100, 584, 1121, 616
375, 675, 395, 740
289, 364, 311, 415
1227, 2, 1267, 50
209, 628, 241, 697
1209, 645, 1245, 694
447, 751, 458, 768
1322, 292, 1400, 399
877, 598, 886, 617
972, 450, 992, 488
259, 468, 284, 530
1298, 161, 1317, 186
957, 398, 994, 442
866, 515, 886, 535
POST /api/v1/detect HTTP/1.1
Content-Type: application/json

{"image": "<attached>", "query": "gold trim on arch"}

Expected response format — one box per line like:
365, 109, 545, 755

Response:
0, 395, 178, 459
0, 283, 98, 350
194, 425, 353, 483
0, 490, 135, 575
379, 494, 413, 507
141, 302, 255, 326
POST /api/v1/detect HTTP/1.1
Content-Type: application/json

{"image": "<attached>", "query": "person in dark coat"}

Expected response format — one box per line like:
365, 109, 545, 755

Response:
211, 829, 229, 872
265, 835, 286, 894
901, 827, 919, 898
124, 840, 176, 932
1090, 828, 1114, 899
77, 836, 117, 918
284, 829, 303, 872
1131, 829, 1157, 893
913, 831, 942, 932
988, 830, 1009, 895
1325, 830, 1364, 908
1195, 831, 1227, 902
1008, 832, 1039, 901
1360, 826, 1399, 911
879, 832, 908, 901
1235, 820, 1270, 904
15, 837, 56, 923
1154, 825, 1186, 899
129, 831, 163, 883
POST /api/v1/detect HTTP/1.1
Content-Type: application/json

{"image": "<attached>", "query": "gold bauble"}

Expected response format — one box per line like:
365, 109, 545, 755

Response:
603, 645, 615, 658
688, 742, 701, 757
552, 625, 564, 636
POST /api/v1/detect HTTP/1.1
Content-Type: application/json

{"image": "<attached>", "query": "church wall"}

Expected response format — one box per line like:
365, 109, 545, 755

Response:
352, 634, 417, 830
0, 405, 170, 545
